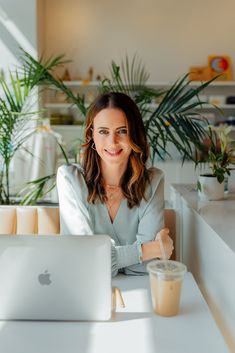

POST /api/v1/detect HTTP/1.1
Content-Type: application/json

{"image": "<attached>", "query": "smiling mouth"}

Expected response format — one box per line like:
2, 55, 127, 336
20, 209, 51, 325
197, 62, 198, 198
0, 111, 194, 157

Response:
105, 149, 123, 156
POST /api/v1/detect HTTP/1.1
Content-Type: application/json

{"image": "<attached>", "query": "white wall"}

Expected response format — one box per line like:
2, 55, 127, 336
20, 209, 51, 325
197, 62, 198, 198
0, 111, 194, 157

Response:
0, 0, 37, 71
0, 0, 38, 194
40, 0, 235, 81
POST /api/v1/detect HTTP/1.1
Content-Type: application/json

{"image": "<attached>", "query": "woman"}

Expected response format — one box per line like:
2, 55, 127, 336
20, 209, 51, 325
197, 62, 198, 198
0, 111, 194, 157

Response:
57, 92, 173, 276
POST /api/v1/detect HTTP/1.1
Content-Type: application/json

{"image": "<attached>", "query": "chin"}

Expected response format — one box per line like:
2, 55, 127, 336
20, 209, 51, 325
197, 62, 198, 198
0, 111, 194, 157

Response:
102, 155, 129, 165
105, 157, 125, 165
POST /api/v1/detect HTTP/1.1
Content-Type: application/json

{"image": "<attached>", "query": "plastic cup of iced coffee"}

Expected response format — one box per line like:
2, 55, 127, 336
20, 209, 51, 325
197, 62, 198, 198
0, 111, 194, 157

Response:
147, 260, 187, 317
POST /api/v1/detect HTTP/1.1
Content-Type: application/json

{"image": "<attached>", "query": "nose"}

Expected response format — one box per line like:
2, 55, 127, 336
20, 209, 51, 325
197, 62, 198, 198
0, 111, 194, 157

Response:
108, 132, 118, 144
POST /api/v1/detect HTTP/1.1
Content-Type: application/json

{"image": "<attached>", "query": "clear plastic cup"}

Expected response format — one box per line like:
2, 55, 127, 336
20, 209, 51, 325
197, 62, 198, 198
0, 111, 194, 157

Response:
147, 260, 187, 317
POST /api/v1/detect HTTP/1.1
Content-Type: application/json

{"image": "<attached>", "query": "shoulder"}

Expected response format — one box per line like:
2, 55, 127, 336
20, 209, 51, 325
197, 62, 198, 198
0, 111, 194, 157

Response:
148, 167, 164, 186
144, 167, 164, 199
57, 163, 87, 191
57, 163, 84, 178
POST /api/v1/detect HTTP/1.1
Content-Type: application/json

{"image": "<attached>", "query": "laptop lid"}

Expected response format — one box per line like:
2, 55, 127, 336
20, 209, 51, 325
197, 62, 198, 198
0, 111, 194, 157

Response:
0, 235, 112, 321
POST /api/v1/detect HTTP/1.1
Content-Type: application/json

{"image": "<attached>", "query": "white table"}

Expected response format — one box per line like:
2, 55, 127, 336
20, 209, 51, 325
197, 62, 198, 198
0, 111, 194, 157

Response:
0, 273, 229, 353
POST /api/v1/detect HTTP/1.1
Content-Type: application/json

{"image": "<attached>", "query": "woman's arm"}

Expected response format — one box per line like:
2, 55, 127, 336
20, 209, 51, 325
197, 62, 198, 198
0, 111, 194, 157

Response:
113, 170, 172, 275
57, 165, 94, 235
57, 165, 119, 276
141, 228, 174, 261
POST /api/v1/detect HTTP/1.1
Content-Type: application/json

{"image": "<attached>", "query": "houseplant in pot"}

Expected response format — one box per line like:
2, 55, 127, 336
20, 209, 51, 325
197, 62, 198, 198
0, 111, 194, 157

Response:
197, 125, 235, 200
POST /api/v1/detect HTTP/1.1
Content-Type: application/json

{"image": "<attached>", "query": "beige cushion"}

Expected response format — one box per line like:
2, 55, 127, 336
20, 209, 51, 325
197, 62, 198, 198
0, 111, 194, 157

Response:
0, 207, 16, 235
37, 207, 60, 235
16, 207, 38, 235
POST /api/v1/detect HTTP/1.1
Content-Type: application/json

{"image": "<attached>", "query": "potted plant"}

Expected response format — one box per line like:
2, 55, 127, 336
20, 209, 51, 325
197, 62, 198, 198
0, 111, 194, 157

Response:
196, 125, 235, 200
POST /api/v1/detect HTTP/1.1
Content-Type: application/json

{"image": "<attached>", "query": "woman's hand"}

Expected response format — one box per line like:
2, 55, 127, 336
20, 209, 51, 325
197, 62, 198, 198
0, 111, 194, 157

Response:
155, 228, 174, 259
141, 228, 174, 262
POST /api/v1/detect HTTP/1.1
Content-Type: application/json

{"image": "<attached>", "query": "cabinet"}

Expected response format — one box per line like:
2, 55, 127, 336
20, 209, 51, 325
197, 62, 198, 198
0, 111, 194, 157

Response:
170, 184, 235, 352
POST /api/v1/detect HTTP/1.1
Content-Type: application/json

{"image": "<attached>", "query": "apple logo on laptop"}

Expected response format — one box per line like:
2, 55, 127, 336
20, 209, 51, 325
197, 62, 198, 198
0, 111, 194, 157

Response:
38, 270, 52, 285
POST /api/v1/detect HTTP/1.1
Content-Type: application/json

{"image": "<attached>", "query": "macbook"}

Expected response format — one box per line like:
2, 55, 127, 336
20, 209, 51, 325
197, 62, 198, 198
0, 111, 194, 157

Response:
0, 234, 112, 321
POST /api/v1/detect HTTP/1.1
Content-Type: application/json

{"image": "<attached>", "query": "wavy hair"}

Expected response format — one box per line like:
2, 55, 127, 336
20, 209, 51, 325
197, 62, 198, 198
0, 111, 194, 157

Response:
81, 92, 151, 208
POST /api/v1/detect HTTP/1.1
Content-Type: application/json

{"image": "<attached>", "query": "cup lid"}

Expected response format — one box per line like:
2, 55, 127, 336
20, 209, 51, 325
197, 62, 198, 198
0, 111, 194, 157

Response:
147, 260, 187, 277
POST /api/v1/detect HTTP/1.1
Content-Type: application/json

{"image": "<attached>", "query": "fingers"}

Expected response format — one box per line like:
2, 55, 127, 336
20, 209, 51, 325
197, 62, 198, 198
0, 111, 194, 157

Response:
155, 228, 169, 240
159, 234, 174, 259
154, 227, 175, 259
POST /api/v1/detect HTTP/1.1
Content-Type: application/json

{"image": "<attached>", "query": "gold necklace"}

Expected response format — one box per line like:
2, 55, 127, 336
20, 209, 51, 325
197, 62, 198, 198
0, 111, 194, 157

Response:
104, 184, 123, 216
105, 184, 121, 200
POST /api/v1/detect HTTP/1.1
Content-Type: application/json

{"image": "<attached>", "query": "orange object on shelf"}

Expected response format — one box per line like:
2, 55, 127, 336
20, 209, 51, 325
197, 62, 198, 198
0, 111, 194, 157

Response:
189, 66, 211, 81
208, 55, 232, 81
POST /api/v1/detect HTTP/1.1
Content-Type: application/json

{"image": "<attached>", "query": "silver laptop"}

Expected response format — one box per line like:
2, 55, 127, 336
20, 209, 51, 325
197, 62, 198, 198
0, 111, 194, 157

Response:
0, 234, 112, 321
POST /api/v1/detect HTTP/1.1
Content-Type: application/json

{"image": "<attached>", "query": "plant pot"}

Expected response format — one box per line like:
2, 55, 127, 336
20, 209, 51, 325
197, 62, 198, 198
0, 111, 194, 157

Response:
198, 175, 224, 201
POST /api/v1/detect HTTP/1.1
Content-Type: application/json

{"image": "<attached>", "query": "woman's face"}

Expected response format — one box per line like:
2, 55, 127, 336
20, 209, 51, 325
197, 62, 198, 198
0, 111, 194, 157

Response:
92, 108, 132, 167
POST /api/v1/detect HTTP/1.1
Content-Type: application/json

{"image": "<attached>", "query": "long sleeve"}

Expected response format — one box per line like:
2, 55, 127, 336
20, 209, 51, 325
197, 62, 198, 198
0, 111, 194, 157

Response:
113, 170, 165, 275
57, 164, 119, 277
57, 165, 94, 235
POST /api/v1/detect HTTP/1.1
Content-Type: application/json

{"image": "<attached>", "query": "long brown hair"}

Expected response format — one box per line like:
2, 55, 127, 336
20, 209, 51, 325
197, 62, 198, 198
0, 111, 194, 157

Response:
82, 92, 151, 208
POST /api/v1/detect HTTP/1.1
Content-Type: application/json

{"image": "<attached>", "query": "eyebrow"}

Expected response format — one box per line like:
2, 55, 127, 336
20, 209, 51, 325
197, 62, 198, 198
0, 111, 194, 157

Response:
97, 126, 127, 130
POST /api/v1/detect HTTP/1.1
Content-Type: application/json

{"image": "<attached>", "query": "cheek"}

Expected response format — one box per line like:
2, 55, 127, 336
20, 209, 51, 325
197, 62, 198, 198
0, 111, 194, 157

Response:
93, 134, 102, 148
93, 137, 106, 158
123, 144, 132, 157
122, 139, 132, 151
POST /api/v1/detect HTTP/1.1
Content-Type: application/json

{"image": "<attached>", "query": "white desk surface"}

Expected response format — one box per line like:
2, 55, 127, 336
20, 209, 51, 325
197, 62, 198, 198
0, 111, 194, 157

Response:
0, 273, 229, 353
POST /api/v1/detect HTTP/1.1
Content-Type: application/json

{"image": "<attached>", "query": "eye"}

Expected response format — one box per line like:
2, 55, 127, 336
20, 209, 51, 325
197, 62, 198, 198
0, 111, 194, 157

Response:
117, 128, 128, 135
98, 129, 109, 135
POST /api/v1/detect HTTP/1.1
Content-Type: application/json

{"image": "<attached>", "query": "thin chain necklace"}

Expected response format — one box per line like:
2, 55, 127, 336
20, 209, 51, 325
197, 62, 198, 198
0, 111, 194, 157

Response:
104, 184, 123, 220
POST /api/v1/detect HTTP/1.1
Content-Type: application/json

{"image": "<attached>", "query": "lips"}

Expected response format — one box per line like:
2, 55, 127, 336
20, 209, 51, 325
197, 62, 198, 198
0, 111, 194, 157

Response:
104, 149, 123, 156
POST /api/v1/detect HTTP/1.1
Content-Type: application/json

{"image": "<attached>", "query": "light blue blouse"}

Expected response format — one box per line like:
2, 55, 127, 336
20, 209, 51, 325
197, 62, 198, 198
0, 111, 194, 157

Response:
56, 164, 164, 276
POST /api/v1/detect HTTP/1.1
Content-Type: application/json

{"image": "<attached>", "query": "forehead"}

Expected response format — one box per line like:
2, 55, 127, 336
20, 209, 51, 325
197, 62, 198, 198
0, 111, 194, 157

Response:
93, 108, 127, 128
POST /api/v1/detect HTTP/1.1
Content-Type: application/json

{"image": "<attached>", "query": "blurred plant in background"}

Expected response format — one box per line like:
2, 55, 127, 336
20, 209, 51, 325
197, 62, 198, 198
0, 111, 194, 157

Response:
0, 68, 40, 204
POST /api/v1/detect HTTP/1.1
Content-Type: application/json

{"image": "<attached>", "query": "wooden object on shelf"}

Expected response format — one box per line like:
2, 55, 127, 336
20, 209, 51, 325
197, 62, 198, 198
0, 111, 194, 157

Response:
88, 66, 94, 81
189, 66, 211, 81
62, 69, 71, 81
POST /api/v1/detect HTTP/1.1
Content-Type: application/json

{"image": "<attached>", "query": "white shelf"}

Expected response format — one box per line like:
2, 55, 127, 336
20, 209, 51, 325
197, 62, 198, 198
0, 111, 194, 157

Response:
188, 80, 235, 87
45, 103, 73, 108
62, 80, 100, 87
147, 103, 235, 110
195, 104, 235, 110
44, 103, 89, 109
51, 125, 84, 130
60, 80, 235, 88
44, 99, 235, 109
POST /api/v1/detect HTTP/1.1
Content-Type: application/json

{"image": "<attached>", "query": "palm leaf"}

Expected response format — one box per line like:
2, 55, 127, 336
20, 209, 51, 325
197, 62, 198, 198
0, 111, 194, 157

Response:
19, 174, 56, 205
0, 63, 44, 203
20, 48, 88, 117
